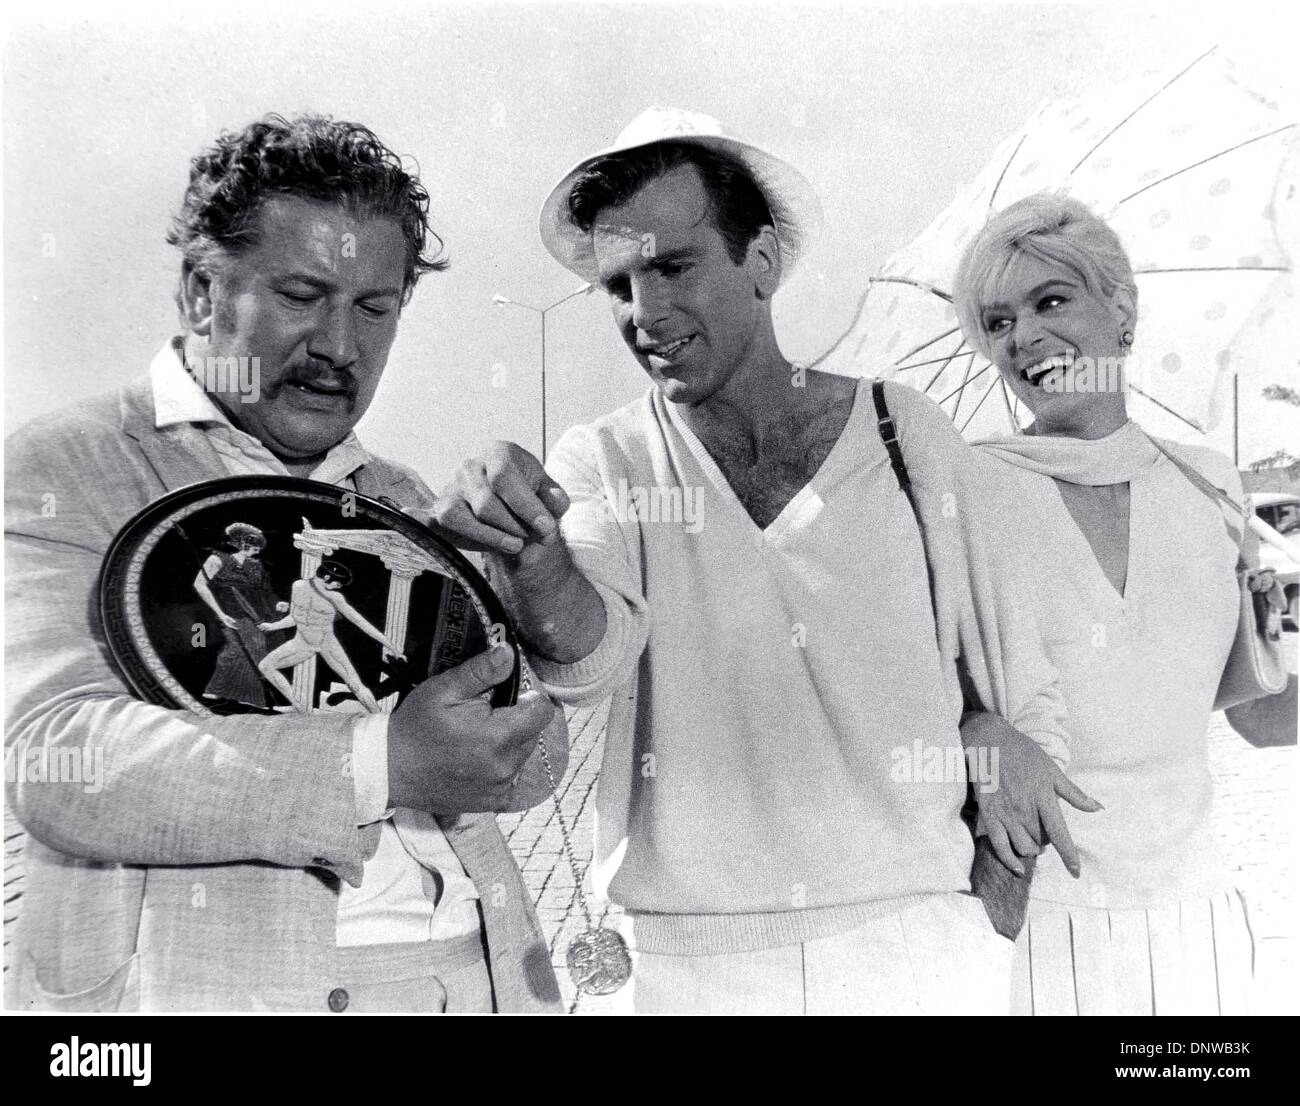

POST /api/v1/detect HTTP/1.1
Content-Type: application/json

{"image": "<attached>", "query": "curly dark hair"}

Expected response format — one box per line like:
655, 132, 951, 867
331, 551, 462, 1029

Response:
567, 141, 773, 265
167, 113, 447, 307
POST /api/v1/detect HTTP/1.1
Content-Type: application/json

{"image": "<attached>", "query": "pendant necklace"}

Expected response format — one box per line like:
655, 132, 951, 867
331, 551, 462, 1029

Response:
534, 715, 631, 996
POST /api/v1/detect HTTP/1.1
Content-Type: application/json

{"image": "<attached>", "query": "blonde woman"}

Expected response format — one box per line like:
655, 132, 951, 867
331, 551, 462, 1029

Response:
953, 193, 1274, 1015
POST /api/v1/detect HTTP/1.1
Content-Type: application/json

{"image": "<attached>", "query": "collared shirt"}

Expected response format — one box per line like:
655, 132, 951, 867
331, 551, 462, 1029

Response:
153, 340, 480, 945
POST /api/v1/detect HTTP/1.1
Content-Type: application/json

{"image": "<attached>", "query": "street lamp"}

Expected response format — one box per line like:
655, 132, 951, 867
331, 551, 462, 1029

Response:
492, 283, 594, 458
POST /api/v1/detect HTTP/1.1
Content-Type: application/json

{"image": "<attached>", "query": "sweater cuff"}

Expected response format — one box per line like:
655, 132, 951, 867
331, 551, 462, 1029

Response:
1006, 707, 1070, 770
1024, 726, 1070, 770
530, 582, 628, 699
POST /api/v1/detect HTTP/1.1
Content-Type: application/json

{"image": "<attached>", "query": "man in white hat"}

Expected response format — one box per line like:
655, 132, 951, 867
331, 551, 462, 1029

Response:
435, 108, 1076, 1014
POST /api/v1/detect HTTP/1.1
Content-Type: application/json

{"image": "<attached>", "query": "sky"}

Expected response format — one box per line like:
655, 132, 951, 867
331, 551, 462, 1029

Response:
3, 0, 1296, 480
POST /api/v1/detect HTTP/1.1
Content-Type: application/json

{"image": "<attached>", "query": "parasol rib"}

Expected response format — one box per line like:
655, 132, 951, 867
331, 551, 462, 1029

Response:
892, 349, 978, 373
1070, 45, 1218, 177
1127, 383, 1205, 432
948, 350, 980, 425
958, 376, 1000, 433
988, 132, 1030, 213
922, 336, 973, 392
870, 276, 954, 302
1116, 124, 1296, 207
939, 363, 990, 406
897, 325, 964, 366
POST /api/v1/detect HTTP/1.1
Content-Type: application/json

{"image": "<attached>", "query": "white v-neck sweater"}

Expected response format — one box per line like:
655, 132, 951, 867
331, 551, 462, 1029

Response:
979, 439, 1245, 910
534, 379, 1068, 954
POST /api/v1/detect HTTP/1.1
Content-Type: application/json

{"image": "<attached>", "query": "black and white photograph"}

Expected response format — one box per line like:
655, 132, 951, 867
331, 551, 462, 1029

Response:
2, 0, 1296, 1049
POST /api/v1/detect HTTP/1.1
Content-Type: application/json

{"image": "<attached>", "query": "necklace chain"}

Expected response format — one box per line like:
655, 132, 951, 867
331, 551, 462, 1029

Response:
537, 726, 596, 931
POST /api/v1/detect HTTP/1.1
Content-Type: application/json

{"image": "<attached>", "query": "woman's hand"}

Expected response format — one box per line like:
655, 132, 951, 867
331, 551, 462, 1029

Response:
1244, 567, 1284, 604
960, 710, 1102, 878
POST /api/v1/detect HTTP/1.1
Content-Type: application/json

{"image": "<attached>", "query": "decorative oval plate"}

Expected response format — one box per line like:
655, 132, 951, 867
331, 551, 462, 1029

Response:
99, 475, 521, 716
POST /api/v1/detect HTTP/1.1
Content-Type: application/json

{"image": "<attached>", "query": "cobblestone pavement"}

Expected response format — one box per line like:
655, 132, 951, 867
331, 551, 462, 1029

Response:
496, 698, 625, 1015
6, 648, 1295, 1015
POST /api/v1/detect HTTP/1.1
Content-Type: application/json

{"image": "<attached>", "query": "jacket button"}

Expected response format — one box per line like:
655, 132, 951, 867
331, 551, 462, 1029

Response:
328, 988, 349, 1012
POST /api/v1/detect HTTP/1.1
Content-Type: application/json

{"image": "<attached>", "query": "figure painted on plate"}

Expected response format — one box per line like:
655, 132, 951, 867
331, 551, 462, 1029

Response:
192, 521, 288, 709
257, 559, 405, 713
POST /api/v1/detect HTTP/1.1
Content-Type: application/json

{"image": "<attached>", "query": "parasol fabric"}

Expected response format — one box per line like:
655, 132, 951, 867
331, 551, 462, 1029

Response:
817, 46, 1296, 453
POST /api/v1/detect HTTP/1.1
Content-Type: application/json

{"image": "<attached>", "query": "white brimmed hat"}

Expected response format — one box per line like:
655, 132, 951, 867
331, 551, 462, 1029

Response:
539, 106, 823, 286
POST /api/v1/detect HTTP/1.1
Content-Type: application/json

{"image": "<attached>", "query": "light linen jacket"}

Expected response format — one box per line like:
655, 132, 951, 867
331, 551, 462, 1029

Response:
4, 377, 564, 1012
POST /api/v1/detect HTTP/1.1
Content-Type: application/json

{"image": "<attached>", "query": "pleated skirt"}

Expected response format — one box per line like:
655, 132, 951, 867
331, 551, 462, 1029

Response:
1011, 888, 1255, 1016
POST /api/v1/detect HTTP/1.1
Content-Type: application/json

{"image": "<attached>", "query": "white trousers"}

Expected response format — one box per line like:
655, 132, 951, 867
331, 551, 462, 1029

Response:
615, 892, 1012, 1015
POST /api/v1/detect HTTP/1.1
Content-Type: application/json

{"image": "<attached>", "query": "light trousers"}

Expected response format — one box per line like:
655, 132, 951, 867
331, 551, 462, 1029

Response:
615, 892, 1012, 1015
331, 930, 493, 1013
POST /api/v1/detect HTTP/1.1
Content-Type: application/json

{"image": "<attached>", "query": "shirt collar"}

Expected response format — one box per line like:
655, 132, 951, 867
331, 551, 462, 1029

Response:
150, 338, 372, 482
152, 338, 229, 429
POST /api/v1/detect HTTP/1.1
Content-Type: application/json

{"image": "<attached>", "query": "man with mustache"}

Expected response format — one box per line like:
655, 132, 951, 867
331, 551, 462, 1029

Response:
435, 109, 1077, 1014
5, 114, 564, 1012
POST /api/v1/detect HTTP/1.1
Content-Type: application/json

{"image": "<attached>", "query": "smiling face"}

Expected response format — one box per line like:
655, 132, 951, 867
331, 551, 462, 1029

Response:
978, 250, 1132, 431
184, 195, 408, 463
590, 163, 776, 406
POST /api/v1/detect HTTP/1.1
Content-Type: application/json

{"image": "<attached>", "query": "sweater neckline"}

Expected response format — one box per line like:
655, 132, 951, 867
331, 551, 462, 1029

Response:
659, 378, 870, 541
1027, 463, 1145, 611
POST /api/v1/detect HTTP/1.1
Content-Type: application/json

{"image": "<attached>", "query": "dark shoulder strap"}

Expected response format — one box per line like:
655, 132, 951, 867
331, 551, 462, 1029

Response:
872, 379, 921, 522
873, 379, 959, 697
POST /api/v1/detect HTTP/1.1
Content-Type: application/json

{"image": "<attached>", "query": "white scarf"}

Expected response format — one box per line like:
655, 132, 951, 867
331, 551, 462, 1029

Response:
972, 419, 1161, 486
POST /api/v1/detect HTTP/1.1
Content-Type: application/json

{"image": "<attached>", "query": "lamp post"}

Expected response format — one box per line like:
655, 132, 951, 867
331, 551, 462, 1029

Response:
492, 283, 594, 459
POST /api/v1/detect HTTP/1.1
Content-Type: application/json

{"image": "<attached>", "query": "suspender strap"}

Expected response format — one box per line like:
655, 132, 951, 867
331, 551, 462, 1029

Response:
871, 384, 969, 708
872, 378, 917, 506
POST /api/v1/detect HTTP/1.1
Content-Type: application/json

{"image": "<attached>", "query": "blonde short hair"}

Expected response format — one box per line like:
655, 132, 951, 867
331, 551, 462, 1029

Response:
952, 193, 1137, 359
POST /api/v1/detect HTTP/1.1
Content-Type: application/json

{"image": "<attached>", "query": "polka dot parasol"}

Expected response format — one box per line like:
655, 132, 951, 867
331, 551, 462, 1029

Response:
815, 46, 1297, 455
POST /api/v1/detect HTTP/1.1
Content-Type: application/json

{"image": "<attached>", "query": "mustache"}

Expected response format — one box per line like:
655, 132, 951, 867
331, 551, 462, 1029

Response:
275, 359, 358, 395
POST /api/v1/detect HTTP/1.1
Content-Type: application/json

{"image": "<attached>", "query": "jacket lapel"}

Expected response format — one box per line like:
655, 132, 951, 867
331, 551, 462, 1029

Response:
119, 379, 228, 492
438, 813, 562, 1012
